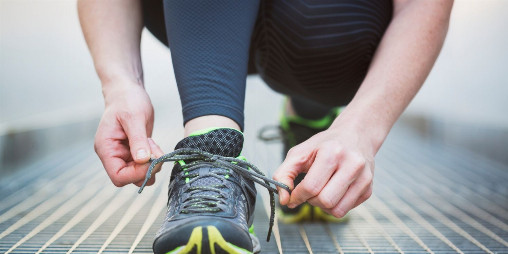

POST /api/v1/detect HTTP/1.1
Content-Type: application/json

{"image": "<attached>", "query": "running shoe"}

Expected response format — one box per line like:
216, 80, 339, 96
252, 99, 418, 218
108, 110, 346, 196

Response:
259, 103, 348, 223
138, 128, 289, 254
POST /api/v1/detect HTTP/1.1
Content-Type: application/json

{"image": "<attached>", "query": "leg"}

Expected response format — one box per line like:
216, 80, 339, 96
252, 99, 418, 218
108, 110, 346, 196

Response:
254, 0, 393, 222
142, 2, 246, 135
141, 1, 276, 254
164, 0, 260, 132
253, 0, 393, 107
143, 0, 260, 133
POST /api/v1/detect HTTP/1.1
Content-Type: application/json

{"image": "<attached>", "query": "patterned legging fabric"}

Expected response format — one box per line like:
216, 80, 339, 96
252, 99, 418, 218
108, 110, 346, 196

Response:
142, 0, 393, 128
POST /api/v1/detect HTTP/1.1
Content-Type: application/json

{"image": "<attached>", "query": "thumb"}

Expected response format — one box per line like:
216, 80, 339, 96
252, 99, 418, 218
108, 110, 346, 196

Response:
273, 149, 313, 205
120, 114, 151, 164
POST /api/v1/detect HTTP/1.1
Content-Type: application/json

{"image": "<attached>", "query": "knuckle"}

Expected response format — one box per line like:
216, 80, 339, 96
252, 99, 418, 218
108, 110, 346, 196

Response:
331, 146, 344, 157
363, 187, 373, 200
360, 170, 373, 184
129, 134, 146, 143
271, 173, 280, 181
118, 110, 134, 121
352, 156, 367, 170
287, 148, 308, 165
111, 178, 125, 187
302, 182, 320, 197
318, 195, 335, 209
272, 171, 283, 182
287, 147, 301, 157
365, 170, 373, 182
332, 208, 347, 218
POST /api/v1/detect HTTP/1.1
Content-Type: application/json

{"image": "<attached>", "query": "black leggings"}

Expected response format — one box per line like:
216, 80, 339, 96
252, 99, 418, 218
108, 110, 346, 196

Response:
142, 0, 392, 128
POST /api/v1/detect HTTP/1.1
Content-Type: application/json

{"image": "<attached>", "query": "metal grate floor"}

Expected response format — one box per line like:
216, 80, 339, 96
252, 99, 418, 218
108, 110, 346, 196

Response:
1, 123, 507, 253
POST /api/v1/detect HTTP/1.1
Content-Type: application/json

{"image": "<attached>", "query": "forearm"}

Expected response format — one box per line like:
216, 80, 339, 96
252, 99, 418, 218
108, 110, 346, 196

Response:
332, 0, 453, 152
78, 0, 144, 90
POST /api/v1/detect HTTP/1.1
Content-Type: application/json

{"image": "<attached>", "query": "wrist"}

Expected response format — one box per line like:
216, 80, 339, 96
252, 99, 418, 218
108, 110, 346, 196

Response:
101, 78, 147, 106
98, 65, 143, 85
330, 105, 391, 154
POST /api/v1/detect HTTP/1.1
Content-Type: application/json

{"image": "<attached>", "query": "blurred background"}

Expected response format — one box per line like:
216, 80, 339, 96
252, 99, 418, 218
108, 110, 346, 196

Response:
1, 1, 508, 253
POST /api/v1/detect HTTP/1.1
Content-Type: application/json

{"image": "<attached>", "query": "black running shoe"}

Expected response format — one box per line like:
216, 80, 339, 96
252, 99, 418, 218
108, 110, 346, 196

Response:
259, 105, 348, 223
138, 128, 289, 254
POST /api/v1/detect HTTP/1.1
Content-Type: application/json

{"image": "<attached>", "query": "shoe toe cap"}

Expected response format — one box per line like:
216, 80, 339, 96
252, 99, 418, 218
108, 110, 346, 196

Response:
153, 219, 253, 254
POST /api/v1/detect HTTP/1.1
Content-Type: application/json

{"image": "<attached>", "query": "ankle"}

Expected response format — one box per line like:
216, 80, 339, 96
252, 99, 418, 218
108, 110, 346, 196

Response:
184, 115, 241, 137
282, 99, 342, 130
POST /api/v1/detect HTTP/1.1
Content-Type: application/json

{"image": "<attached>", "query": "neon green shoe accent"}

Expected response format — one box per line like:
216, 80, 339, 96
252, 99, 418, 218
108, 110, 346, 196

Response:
279, 98, 343, 131
166, 226, 203, 254
280, 114, 335, 130
189, 127, 243, 137
207, 226, 253, 254
313, 206, 349, 223
277, 203, 313, 223
248, 225, 256, 236
278, 204, 349, 223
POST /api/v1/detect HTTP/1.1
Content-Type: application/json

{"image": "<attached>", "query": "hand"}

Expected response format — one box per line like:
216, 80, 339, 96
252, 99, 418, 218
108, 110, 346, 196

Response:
94, 82, 164, 187
273, 122, 376, 218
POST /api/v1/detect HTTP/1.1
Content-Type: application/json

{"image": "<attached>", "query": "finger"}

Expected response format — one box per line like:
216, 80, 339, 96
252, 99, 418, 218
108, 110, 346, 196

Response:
325, 170, 372, 218
119, 113, 151, 164
99, 157, 150, 187
115, 161, 151, 186
135, 174, 156, 187
273, 146, 316, 205
148, 138, 164, 175
96, 139, 149, 187
353, 183, 373, 209
95, 137, 132, 187
287, 149, 340, 208
306, 155, 365, 209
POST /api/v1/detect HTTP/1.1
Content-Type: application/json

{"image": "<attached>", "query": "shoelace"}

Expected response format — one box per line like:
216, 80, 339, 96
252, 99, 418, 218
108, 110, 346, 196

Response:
177, 165, 229, 214
138, 148, 291, 241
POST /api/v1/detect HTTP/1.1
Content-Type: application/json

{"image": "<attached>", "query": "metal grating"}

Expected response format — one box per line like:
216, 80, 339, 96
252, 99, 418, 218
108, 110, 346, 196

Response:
1, 124, 508, 253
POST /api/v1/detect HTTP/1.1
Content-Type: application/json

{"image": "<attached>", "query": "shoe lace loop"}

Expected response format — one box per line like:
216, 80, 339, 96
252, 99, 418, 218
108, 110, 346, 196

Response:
138, 148, 291, 242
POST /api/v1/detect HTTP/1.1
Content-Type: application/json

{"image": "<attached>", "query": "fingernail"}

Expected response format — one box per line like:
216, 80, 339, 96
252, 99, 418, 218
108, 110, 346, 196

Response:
136, 149, 148, 160
288, 204, 296, 209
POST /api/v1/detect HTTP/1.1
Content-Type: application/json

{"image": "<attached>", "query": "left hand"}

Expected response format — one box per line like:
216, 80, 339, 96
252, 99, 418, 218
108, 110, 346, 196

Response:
273, 122, 376, 218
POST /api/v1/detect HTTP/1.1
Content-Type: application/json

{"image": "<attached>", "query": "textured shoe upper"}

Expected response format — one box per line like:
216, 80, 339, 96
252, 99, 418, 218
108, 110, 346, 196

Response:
139, 128, 291, 252
157, 129, 257, 238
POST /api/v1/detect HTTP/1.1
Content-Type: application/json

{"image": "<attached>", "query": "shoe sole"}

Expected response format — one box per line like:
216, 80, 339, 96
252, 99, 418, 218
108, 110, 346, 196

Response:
278, 204, 350, 223
166, 226, 256, 254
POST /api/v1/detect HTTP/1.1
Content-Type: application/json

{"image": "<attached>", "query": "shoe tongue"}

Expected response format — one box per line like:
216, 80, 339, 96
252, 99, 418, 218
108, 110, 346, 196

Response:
174, 128, 244, 211
175, 128, 244, 157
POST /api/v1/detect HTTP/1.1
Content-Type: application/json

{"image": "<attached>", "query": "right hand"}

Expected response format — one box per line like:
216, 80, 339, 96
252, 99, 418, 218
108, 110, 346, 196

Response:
94, 82, 164, 187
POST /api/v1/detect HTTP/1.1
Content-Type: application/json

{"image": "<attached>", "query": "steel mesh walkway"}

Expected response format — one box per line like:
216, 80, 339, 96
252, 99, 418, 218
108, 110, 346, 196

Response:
1, 124, 507, 253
